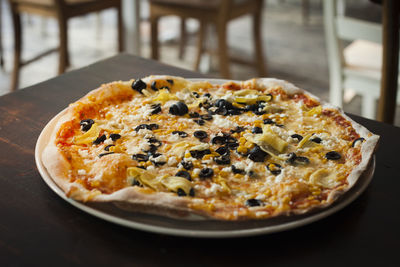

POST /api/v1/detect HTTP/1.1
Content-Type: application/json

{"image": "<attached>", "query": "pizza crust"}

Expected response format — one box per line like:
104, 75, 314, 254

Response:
41, 76, 379, 220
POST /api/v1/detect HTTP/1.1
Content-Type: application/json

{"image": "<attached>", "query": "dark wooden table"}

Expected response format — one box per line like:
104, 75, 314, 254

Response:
0, 54, 399, 266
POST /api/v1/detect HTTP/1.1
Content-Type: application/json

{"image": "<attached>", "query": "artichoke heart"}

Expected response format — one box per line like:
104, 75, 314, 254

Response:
309, 169, 338, 188
191, 143, 210, 151
260, 104, 284, 114
298, 133, 313, 148
258, 125, 288, 153
127, 167, 163, 191
152, 89, 178, 104
161, 176, 192, 194
243, 132, 287, 160
235, 95, 271, 105
170, 141, 193, 157
233, 89, 260, 96
74, 123, 101, 145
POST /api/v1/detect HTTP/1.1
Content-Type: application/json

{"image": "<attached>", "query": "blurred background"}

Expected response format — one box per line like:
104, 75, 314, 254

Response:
0, 0, 398, 125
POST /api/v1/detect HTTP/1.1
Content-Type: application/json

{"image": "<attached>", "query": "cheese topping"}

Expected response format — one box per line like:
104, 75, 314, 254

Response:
55, 76, 371, 220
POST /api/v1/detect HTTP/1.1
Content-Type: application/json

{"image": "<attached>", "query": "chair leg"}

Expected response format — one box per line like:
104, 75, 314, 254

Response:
117, 2, 124, 52
253, 0, 267, 76
216, 21, 230, 79
362, 95, 376, 120
178, 18, 186, 60
194, 21, 205, 71
0, 0, 4, 70
58, 17, 68, 74
10, 8, 22, 91
301, 0, 310, 25
150, 12, 159, 60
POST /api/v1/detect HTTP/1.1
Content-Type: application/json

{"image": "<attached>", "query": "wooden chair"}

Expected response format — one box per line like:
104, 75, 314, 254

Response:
149, 0, 267, 79
323, 0, 400, 119
7, 0, 124, 91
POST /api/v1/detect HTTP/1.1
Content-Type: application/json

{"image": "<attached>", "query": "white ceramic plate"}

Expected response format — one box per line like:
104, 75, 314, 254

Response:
35, 79, 376, 238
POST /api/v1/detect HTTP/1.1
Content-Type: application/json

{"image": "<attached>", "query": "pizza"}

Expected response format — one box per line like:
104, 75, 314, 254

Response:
41, 75, 379, 220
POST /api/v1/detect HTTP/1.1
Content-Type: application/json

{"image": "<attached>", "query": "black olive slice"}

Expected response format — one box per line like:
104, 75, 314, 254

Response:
80, 119, 95, 132
200, 114, 213, 120
150, 104, 162, 115
135, 124, 148, 131
211, 136, 226, 145
177, 188, 186, 197
227, 108, 243, 115
147, 137, 162, 147
166, 79, 174, 85
172, 131, 188, 138
132, 178, 141, 186
214, 99, 233, 110
169, 101, 189, 116
190, 149, 211, 159
245, 104, 258, 112
93, 134, 106, 145
291, 134, 303, 141
252, 127, 263, 134
131, 79, 147, 94
192, 92, 200, 98
99, 152, 115, 158
215, 107, 229, 116
286, 152, 310, 165
230, 126, 246, 133
295, 156, 310, 165
248, 145, 268, 162
214, 154, 230, 164
225, 136, 237, 144
254, 110, 266, 116
325, 151, 341, 160
352, 137, 365, 147
227, 142, 239, 149
215, 146, 230, 156
151, 81, 158, 91
194, 130, 208, 140
266, 93, 273, 101
194, 119, 205, 126
148, 124, 159, 130
180, 160, 193, 170
189, 112, 200, 118
176, 170, 191, 181
144, 144, 158, 154
104, 144, 115, 151
231, 165, 245, 174
199, 100, 212, 109
310, 137, 322, 143
286, 152, 297, 164
132, 154, 149, 162
203, 93, 211, 98
189, 188, 195, 197
267, 163, 282, 175
150, 153, 166, 166
245, 198, 263, 207
263, 118, 275, 125
199, 168, 214, 179
215, 99, 227, 107
215, 155, 230, 165
110, 133, 121, 141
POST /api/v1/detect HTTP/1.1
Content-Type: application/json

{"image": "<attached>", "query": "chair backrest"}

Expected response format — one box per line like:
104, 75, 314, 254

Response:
323, 0, 385, 110
323, 0, 382, 62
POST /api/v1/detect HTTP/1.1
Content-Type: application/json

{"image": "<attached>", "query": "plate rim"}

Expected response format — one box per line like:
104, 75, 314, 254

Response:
35, 78, 376, 238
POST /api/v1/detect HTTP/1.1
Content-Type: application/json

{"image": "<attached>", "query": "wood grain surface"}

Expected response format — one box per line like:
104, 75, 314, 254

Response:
0, 54, 399, 266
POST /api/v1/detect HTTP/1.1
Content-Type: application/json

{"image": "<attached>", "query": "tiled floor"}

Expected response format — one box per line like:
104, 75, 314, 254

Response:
0, 0, 399, 125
